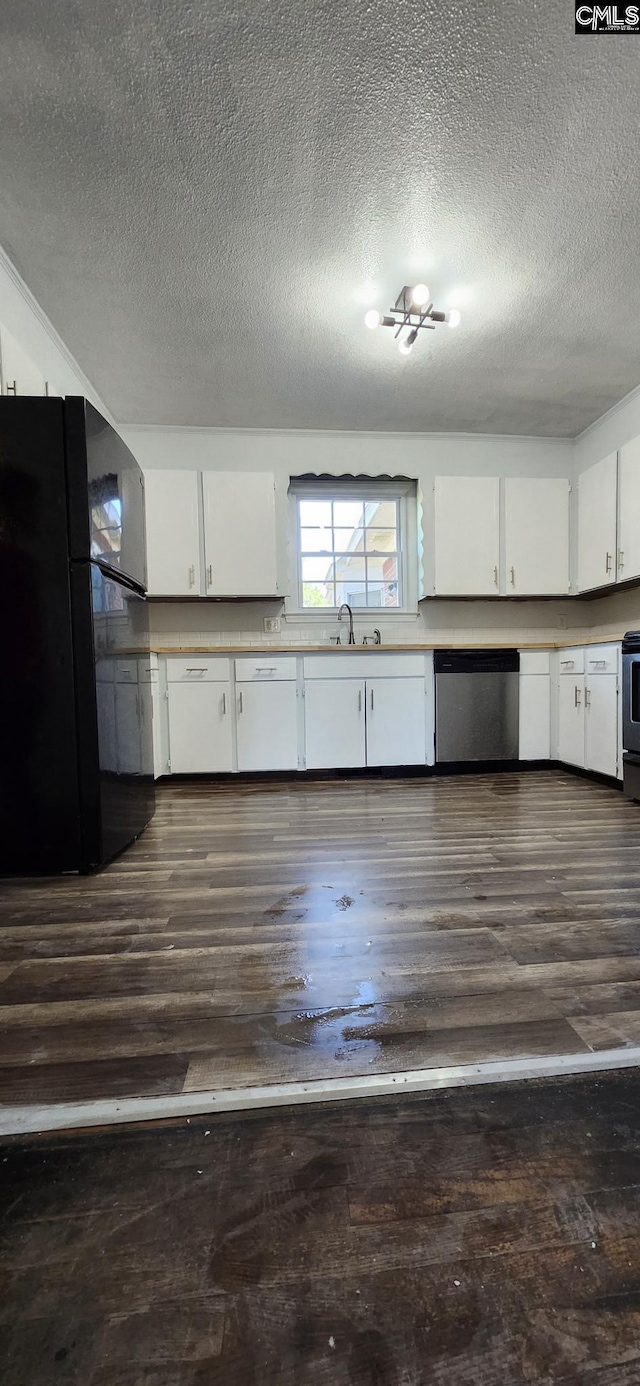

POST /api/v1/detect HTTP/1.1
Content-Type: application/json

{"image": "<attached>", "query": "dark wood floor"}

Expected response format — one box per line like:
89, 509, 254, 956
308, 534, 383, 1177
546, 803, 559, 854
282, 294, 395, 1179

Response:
3, 1070, 640, 1384
2, 770, 640, 1114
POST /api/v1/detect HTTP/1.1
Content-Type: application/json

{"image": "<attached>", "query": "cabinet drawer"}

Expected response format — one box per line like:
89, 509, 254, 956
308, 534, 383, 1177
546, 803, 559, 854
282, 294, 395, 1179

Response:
166, 657, 230, 682
558, 648, 584, 675
303, 654, 426, 680
584, 644, 619, 675
519, 651, 551, 675
235, 656, 297, 682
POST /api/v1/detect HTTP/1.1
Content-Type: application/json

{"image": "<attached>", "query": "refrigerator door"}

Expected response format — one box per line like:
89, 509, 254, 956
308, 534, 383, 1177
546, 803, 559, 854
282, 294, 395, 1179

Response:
0, 398, 83, 874
71, 563, 155, 870
65, 398, 147, 591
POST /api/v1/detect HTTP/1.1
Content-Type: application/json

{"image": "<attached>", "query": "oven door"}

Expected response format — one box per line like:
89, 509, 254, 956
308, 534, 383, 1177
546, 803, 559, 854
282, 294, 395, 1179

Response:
622, 652, 640, 755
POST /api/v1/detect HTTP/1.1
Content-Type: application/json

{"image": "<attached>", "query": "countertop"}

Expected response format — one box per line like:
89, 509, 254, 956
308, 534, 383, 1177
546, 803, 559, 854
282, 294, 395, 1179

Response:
150, 638, 623, 654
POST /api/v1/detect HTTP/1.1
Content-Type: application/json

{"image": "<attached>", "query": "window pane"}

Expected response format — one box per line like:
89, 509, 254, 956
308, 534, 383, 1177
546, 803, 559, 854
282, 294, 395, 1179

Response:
365, 500, 397, 527
335, 554, 366, 583
301, 556, 335, 583
336, 580, 367, 606
300, 525, 333, 553
383, 582, 400, 606
364, 528, 397, 553
333, 527, 364, 553
366, 589, 384, 607
333, 501, 364, 529
367, 555, 398, 584
299, 500, 331, 528
303, 582, 334, 607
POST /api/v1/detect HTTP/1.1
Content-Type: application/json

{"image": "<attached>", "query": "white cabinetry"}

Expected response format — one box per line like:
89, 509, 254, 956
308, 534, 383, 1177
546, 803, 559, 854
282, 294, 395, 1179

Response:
166, 659, 232, 773
366, 678, 426, 766
434, 476, 500, 595
304, 679, 366, 769
236, 661, 298, 771
505, 480, 569, 595
618, 435, 640, 582
557, 645, 619, 777
577, 453, 618, 593
144, 470, 201, 596
585, 676, 618, 778
202, 471, 278, 596
518, 651, 551, 760
0, 324, 45, 395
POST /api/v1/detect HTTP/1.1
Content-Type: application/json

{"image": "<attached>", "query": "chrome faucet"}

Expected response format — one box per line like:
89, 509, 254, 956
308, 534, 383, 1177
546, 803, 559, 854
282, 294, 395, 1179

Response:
338, 603, 356, 645
374, 628, 381, 645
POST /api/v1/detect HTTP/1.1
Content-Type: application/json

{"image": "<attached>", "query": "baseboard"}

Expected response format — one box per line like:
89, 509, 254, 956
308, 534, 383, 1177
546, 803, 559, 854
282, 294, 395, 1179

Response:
557, 761, 623, 791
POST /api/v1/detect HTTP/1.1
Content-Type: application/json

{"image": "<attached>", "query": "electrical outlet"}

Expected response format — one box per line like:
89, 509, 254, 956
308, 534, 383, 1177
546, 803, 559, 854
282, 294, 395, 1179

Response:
263, 617, 281, 633
557, 614, 568, 630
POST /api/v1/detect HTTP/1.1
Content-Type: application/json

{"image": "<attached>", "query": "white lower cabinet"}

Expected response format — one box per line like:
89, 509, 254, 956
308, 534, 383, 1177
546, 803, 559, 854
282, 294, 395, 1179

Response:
304, 679, 366, 769
366, 678, 426, 766
558, 675, 585, 767
237, 682, 298, 771
585, 675, 618, 777
167, 681, 232, 773
557, 646, 620, 778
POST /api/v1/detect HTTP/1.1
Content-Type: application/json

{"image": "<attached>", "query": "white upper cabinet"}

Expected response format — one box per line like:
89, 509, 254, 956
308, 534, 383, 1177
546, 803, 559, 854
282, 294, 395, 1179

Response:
202, 471, 278, 597
577, 453, 618, 593
0, 323, 45, 396
505, 478, 570, 594
434, 476, 500, 595
144, 469, 201, 596
618, 434, 640, 582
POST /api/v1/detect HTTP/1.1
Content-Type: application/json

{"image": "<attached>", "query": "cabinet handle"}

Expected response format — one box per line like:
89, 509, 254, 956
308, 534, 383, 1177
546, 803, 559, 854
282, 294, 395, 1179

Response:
510, 566, 515, 587
5, 380, 16, 395
574, 684, 581, 707
493, 565, 498, 587
358, 689, 362, 713
255, 666, 277, 673
619, 549, 625, 572
207, 564, 213, 587
186, 667, 207, 673
222, 692, 226, 715
370, 687, 374, 711
238, 691, 243, 714
585, 687, 591, 709
189, 564, 196, 587
605, 552, 613, 574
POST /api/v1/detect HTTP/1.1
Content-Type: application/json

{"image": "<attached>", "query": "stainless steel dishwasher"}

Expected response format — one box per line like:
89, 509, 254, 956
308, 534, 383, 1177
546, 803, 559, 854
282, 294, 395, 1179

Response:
434, 649, 520, 763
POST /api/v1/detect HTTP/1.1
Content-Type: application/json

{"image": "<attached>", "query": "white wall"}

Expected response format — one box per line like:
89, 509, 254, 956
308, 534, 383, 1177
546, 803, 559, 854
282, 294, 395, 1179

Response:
0, 243, 108, 413
575, 384, 640, 471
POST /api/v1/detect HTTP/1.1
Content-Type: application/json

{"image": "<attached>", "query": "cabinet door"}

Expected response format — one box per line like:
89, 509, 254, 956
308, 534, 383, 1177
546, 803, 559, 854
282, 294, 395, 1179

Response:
203, 471, 278, 596
237, 683, 298, 771
519, 675, 551, 759
434, 476, 500, 594
619, 435, 640, 582
304, 680, 366, 768
558, 675, 585, 767
577, 453, 618, 592
585, 676, 618, 778
0, 324, 45, 395
167, 681, 232, 772
366, 678, 426, 766
143, 470, 201, 596
505, 478, 569, 594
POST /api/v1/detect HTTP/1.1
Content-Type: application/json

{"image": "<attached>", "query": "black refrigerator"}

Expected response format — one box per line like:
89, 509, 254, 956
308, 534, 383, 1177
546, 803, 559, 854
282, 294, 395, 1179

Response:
0, 396, 155, 875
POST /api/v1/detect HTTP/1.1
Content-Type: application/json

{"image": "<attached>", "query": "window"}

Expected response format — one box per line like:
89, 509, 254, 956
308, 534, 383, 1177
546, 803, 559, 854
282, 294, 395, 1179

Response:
291, 481, 414, 610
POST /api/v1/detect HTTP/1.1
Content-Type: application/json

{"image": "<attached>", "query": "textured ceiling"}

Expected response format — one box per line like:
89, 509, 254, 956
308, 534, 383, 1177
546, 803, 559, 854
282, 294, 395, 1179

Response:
0, 1, 639, 434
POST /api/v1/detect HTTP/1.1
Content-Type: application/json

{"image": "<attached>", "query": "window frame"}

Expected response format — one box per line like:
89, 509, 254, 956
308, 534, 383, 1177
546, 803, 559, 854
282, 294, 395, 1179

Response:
287, 478, 417, 616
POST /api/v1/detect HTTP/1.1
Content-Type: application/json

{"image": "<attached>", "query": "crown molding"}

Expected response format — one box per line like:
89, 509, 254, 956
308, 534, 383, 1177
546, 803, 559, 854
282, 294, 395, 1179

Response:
122, 421, 573, 445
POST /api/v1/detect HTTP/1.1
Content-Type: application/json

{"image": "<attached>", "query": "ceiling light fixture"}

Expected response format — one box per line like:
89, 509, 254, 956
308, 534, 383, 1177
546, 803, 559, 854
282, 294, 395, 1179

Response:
364, 284, 462, 355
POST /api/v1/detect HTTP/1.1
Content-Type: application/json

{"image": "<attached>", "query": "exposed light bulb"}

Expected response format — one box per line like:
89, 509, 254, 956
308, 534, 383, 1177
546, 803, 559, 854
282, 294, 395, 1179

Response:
398, 337, 413, 355
412, 283, 430, 307
364, 309, 381, 330
446, 308, 461, 328
406, 328, 419, 347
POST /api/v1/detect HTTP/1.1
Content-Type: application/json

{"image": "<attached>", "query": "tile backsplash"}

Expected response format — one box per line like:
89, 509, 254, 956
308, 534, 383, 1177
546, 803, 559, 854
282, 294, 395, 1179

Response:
147, 590, 640, 648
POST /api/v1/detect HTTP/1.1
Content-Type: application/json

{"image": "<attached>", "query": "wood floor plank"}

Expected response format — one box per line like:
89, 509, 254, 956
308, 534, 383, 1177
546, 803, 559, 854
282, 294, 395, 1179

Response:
2, 770, 640, 1112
